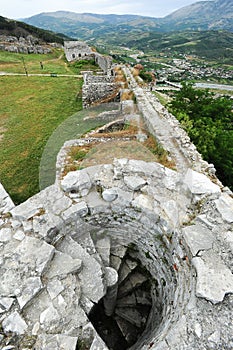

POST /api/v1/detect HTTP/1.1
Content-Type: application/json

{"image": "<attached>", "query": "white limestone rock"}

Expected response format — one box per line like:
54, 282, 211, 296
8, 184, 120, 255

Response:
0, 183, 15, 214
57, 237, 105, 303
35, 334, 78, 350
126, 159, 164, 178
182, 223, 215, 256
214, 193, 233, 223
0, 227, 12, 242
33, 213, 63, 239
113, 158, 128, 179
192, 251, 233, 303
15, 236, 55, 275
0, 237, 54, 296
39, 305, 60, 330
194, 323, 202, 338
17, 277, 43, 309
132, 194, 153, 211
10, 199, 44, 221
95, 237, 111, 266
47, 278, 64, 300
184, 169, 221, 195
13, 229, 25, 241
2, 311, 28, 334
161, 199, 180, 228
45, 251, 82, 279
102, 188, 118, 202
61, 201, 88, 221
0, 297, 14, 313
110, 188, 134, 210
61, 169, 92, 196
208, 330, 221, 345
124, 175, 146, 191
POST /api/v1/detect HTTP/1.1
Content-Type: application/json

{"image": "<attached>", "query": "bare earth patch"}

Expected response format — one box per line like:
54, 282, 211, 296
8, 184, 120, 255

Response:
63, 120, 175, 176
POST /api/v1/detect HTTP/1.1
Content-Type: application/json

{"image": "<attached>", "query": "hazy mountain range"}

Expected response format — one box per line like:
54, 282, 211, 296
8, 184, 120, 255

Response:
1, 0, 232, 63
22, 0, 233, 40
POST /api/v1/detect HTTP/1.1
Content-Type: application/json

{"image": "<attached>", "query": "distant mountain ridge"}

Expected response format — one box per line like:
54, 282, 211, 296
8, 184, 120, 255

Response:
22, 0, 233, 38
161, 0, 233, 31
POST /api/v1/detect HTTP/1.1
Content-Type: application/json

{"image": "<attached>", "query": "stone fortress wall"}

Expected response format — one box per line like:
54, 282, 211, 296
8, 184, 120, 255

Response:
64, 41, 120, 108
0, 44, 233, 350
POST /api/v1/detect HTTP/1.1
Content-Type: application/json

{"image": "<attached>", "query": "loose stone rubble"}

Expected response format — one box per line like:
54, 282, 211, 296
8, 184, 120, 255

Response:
0, 35, 53, 54
0, 158, 233, 349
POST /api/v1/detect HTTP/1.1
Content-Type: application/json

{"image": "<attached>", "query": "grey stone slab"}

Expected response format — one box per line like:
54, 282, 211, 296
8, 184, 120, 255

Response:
118, 259, 137, 284
124, 175, 146, 191
0, 297, 14, 313
35, 334, 78, 350
0, 183, 15, 214
165, 315, 187, 347
33, 213, 63, 240
214, 193, 233, 223
132, 194, 153, 211
95, 237, 111, 266
61, 201, 88, 221
85, 190, 109, 214
39, 305, 60, 330
126, 159, 164, 178
110, 188, 134, 210
15, 236, 55, 275
110, 255, 122, 271
182, 223, 215, 256
192, 251, 233, 303
47, 278, 64, 300
110, 245, 127, 259
45, 250, 82, 279
0, 227, 12, 242
10, 197, 44, 220
161, 199, 180, 228
61, 169, 92, 196
2, 311, 28, 334
13, 229, 25, 241
184, 169, 221, 195
17, 277, 43, 309
57, 237, 105, 303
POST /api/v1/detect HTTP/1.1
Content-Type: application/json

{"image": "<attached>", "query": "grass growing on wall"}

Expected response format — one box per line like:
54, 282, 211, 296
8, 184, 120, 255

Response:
0, 75, 83, 204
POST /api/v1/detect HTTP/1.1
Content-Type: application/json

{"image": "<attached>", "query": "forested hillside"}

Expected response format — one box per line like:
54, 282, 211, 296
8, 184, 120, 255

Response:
169, 83, 233, 190
0, 16, 69, 43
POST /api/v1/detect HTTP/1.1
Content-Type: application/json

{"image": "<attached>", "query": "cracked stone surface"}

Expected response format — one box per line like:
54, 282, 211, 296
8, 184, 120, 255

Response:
192, 251, 233, 304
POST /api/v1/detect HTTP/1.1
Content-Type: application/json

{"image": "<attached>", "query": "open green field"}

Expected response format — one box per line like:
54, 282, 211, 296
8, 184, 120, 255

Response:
0, 74, 83, 203
0, 50, 102, 204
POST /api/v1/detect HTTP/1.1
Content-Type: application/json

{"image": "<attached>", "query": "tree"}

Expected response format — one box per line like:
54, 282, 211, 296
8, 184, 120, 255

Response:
169, 82, 233, 190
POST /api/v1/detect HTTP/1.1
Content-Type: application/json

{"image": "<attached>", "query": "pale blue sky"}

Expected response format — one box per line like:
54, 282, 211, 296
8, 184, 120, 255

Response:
2, 0, 211, 19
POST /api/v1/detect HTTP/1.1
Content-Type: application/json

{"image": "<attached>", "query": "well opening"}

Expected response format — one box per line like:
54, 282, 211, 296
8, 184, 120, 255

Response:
71, 211, 192, 349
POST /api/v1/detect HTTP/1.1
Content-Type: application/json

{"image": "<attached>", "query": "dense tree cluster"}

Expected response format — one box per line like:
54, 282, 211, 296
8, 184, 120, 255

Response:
169, 82, 233, 190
